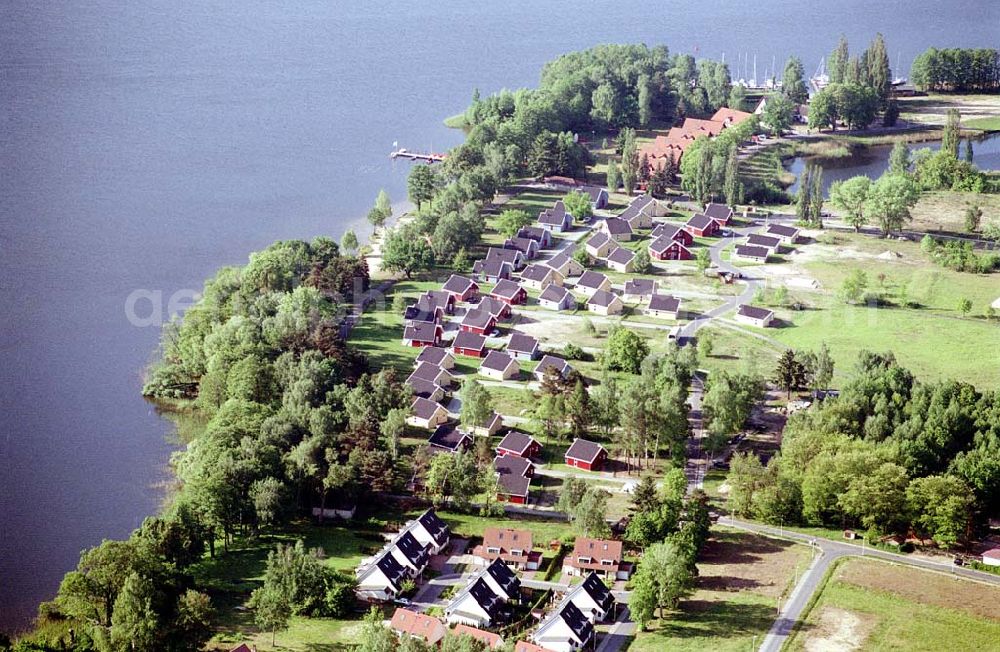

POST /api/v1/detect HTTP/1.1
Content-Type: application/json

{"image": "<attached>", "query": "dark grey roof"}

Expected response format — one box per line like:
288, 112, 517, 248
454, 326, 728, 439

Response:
473, 258, 512, 277
588, 289, 620, 308
507, 332, 538, 354
648, 294, 680, 312
404, 305, 439, 323
504, 237, 537, 254
603, 217, 632, 235
735, 245, 770, 259
651, 223, 684, 240
409, 362, 448, 384
477, 297, 508, 318
485, 558, 521, 597
624, 279, 656, 296
497, 430, 537, 456
462, 307, 496, 330
539, 284, 572, 304
452, 331, 487, 351
577, 270, 609, 290
443, 274, 477, 295
737, 304, 774, 320
482, 350, 517, 372
546, 251, 575, 270
416, 346, 450, 366
580, 571, 615, 612
649, 234, 686, 254
486, 247, 522, 264
703, 203, 734, 221
747, 234, 781, 249
520, 264, 554, 283
404, 322, 440, 342
490, 279, 524, 300
686, 213, 716, 230
417, 509, 450, 547
534, 354, 570, 377
765, 223, 799, 238
494, 456, 532, 497
375, 551, 408, 590
630, 194, 655, 210
420, 290, 455, 312
411, 396, 445, 420
407, 377, 443, 400
607, 247, 635, 265
581, 185, 607, 202
467, 578, 505, 620
429, 424, 470, 451
586, 232, 610, 248
557, 601, 594, 643
565, 438, 605, 463
517, 226, 549, 243
538, 201, 568, 225
395, 530, 431, 569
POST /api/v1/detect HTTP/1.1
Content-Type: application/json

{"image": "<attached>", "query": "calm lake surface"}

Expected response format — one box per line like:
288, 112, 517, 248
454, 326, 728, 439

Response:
2, 0, 998, 631
787, 132, 1000, 195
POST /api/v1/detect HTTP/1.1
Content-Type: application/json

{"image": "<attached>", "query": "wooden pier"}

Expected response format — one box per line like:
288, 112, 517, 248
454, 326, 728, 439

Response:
389, 148, 447, 163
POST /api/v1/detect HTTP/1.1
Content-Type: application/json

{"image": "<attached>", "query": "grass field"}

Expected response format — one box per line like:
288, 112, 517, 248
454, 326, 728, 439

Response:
786, 558, 1000, 651
909, 190, 1000, 234
628, 528, 813, 652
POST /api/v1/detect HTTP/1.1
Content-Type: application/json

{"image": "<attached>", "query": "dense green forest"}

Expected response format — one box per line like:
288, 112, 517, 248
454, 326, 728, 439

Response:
910, 47, 1000, 92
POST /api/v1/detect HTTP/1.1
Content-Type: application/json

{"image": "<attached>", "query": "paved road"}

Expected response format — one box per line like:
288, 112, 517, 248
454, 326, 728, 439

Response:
595, 607, 636, 652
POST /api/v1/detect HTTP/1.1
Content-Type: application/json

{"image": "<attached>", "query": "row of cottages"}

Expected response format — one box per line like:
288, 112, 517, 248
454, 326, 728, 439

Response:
734, 304, 775, 328
518, 225, 554, 249
682, 202, 737, 239
564, 438, 607, 471
637, 107, 754, 170
445, 558, 522, 628
562, 537, 632, 581
406, 361, 453, 402
541, 177, 610, 211
390, 610, 506, 650
356, 509, 451, 601
473, 527, 541, 571
537, 200, 574, 233
560, 571, 618, 623
494, 452, 534, 504
764, 222, 801, 244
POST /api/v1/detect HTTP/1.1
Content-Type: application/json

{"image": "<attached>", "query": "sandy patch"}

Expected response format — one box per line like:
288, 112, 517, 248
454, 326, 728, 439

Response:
837, 558, 1000, 620
804, 607, 874, 652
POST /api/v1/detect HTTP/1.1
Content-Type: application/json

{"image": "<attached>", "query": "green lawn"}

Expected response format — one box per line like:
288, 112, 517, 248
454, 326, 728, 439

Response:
786, 559, 1000, 652
964, 115, 1000, 131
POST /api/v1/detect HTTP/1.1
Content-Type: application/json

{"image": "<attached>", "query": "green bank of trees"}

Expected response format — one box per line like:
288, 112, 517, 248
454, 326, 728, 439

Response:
910, 47, 1000, 93
727, 350, 1000, 548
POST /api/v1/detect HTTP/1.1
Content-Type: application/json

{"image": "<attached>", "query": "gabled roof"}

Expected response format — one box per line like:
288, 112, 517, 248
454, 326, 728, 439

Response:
703, 202, 734, 222
409, 362, 449, 384
606, 247, 635, 265
603, 217, 633, 236
411, 396, 446, 421
451, 577, 506, 621
416, 346, 451, 366
747, 234, 781, 249
443, 274, 478, 295
517, 226, 549, 243
648, 235, 689, 255
588, 289, 620, 308
394, 530, 431, 568
453, 331, 487, 352
491, 278, 525, 300
580, 185, 608, 202
572, 537, 623, 562
565, 438, 605, 463
494, 455, 532, 497
404, 321, 441, 342
407, 377, 444, 400
623, 278, 656, 296
515, 642, 553, 652
462, 307, 497, 330
686, 213, 716, 230
765, 223, 800, 238
486, 247, 523, 265
710, 106, 753, 126
373, 549, 408, 589
429, 423, 471, 451
504, 237, 538, 254
651, 222, 685, 240
538, 201, 569, 225
534, 354, 570, 377
390, 608, 446, 644
539, 284, 572, 304
474, 257, 513, 278
497, 430, 538, 456
416, 508, 450, 547
737, 304, 774, 320
474, 411, 504, 433
421, 290, 456, 310
735, 245, 770, 259
630, 194, 656, 210
541, 601, 593, 645
482, 350, 518, 373
485, 557, 521, 597
482, 527, 534, 553
453, 624, 504, 650
546, 251, 577, 272
507, 332, 538, 355
648, 294, 681, 313
577, 270, 609, 290
585, 231, 611, 249
578, 571, 616, 613
404, 304, 441, 324
520, 264, 555, 283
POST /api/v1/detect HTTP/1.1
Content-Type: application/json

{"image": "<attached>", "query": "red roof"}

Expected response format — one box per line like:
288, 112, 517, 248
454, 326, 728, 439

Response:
453, 623, 504, 649
390, 608, 447, 644
983, 547, 1000, 559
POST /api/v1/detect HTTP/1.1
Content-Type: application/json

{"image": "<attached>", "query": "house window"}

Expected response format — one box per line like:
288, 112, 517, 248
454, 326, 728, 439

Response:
577, 556, 592, 564
487, 547, 501, 554
600, 559, 614, 566
511, 549, 522, 556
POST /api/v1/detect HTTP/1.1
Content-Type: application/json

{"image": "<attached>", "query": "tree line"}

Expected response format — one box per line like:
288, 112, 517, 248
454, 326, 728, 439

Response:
809, 34, 898, 131
911, 47, 1000, 93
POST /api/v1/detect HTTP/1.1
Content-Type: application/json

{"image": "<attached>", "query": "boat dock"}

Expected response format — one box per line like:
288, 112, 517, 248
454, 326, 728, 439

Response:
389, 148, 446, 163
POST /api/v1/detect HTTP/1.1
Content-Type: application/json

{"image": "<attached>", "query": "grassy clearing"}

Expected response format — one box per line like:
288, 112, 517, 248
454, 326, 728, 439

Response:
786, 558, 1000, 652
899, 93, 1000, 127
628, 528, 813, 652
965, 116, 1000, 131
909, 190, 1000, 234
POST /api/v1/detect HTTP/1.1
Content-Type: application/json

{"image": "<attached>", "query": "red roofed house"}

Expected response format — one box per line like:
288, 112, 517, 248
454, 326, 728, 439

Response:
497, 431, 542, 459
472, 527, 539, 570
710, 106, 753, 128
390, 608, 448, 647
564, 438, 608, 472
515, 641, 554, 652
562, 538, 632, 580
453, 624, 505, 650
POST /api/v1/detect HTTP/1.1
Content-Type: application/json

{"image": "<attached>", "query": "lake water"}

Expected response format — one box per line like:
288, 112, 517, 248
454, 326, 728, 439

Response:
787, 132, 1000, 195
3, 0, 999, 631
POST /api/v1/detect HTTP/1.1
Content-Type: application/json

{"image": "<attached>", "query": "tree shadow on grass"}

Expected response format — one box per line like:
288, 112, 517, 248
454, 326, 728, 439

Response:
650, 599, 777, 640
698, 531, 795, 566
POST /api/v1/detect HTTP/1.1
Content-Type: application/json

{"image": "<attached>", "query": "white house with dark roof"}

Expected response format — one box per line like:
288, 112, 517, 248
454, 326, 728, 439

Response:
415, 346, 455, 370
735, 304, 775, 328
563, 571, 616, 623
581, 185, 609, 210
408, 397, 450, 429
507, 332, 540, 361
584, 232, 614, 259
445, 576, 509, 628
764, 223, 801, 244
630, 194, 667, 217
406, 377, 445, 402
623, 278, 657, 302
587, 290, 623, 316
734, 244, 771, 263
480, 351, 520, 381
600, 217, 633, 242
546, 251, 584, 278
606, 246, 636, 273
647, 294, 682, 319
619, 204, 652, 231
538, 201, 573, 232
468, 411, 505, 438
539, 284, 576, 311
402, 508, 451, 555
520, 264, 563, 291
746, 233, 781, 253
531, 601, 595, 652
504, 237, 540, 260
473, 257, 513, 283
356, 549, 408, 602
486, 247, 527, 271
517, 226, 552, 248
533, 355, 571, 381
574, 270, 611, 297
388, 530, 432, 578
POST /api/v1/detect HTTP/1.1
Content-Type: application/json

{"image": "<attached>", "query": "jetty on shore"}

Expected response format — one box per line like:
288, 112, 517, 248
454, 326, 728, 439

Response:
389, 148, 446, 163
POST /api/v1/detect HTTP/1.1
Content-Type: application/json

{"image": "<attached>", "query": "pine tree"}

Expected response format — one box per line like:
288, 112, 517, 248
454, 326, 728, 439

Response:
829, 35, 850, 84
865, 33, 892, 108
796, 166, 812, 222
607, 161, 621, 191
941, 109, 961, 159
566, 379, 592, 437
773, 350, 807, 399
